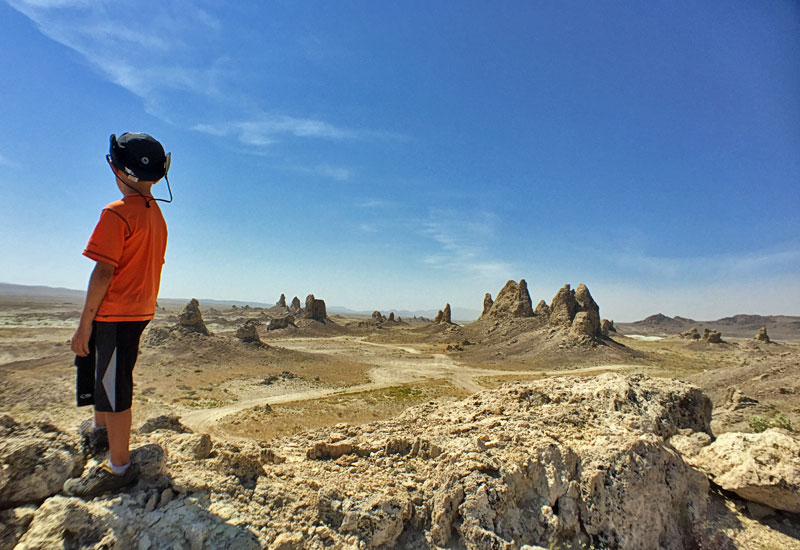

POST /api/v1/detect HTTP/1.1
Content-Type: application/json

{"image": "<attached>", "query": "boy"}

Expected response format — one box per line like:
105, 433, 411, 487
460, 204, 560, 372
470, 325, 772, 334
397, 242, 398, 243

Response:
64, 133, 170, 498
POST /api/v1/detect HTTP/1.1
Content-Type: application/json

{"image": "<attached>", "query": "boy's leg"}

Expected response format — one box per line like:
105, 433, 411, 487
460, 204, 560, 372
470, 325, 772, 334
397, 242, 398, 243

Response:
105, 409, 132, 466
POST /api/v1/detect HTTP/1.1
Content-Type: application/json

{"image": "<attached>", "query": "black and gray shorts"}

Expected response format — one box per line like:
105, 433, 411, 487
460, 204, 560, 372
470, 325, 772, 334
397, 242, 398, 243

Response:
75, 320, 149, 412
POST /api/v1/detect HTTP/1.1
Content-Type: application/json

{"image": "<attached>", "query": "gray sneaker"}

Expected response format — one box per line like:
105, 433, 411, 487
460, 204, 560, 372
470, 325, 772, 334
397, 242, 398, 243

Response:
79, 419, 109, 455
63, 461, 139, 498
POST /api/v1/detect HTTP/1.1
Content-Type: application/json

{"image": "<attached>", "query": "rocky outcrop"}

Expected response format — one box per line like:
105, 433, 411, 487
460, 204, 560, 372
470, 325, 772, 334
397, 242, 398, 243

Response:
235, 320, 262, 344
534, 299, 549, 318
0, 415, 83, 508
702, 328, 723, 344
267, 315, 296, 331
754, 327, 771, 343
482, 293, 493, 316
433, 304, 452, 324
573, 284, 600, 335
276, 294, 287, 308
290, 296, 301, 312
387, 312, 395, 322
178, 299, 209, 335
5, 374, 717, 549
678, 429, 800, 513
484, 279, 534, 319
679, 328, 700, 340
303, 295, 327, 322
372, 311, 385, 322
600, 319, 615, 336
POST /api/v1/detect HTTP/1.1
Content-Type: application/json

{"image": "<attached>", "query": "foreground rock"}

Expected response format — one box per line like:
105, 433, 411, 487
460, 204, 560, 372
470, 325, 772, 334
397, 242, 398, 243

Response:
5, 375, 722, 549
0, 415, 83, 508
679, 429, 800, 513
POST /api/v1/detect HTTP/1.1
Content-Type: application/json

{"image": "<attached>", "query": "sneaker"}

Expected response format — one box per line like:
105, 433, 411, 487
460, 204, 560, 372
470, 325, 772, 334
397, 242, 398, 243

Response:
79, 419, 109, 455
63, 461, 139, 498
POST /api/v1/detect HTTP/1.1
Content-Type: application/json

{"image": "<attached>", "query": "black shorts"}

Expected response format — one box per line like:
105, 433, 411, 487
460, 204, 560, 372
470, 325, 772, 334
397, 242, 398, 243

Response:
75, 320, 149, 412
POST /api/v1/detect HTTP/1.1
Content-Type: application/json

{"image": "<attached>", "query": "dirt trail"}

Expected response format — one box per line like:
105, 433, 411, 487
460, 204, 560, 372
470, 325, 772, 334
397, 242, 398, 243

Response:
181, 336, 645, 435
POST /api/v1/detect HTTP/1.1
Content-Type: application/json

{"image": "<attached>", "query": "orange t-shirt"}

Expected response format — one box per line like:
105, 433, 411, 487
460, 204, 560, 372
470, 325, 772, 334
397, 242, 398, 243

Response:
83, 194, 168, 322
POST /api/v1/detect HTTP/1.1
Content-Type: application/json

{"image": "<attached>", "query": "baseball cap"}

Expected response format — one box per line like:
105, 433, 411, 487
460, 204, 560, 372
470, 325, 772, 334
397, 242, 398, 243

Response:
108, 133, 170, 182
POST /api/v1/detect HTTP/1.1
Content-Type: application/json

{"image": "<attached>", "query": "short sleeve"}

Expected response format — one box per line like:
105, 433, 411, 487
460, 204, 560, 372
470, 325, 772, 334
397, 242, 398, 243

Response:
83, 208, 129, 267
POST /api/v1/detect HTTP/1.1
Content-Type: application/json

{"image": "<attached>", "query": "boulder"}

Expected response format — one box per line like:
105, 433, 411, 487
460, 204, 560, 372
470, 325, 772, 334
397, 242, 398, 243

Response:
702, 329, 723, 344
754, 327, 771, 343
548, 284, 579, 327
0, 415, 83, 508
139, 414, 191, 434
684, 429, 800, 513
276, 294, 287, 308
482, 293, 493, 316
486, 279, 534, 319
235, 320, 262, 344
600, 318, 615, 336
178, 298, 209, 335
268, 315, 296, 331
304, 294, 327, 322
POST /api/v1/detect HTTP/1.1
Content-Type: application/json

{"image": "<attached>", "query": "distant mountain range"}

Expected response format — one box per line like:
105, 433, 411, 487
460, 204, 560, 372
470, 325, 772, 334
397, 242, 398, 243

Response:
0, 282, 480, 322
616, 313, 800, 341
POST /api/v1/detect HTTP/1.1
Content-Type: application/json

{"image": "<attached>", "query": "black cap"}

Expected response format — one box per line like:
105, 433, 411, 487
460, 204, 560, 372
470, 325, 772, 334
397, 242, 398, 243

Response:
109, 133, 168, 182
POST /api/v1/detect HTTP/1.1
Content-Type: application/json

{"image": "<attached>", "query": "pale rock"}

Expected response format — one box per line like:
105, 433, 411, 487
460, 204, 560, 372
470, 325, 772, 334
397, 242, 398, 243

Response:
268, 315, 296, 330
276, 294, 287, 308
235, 320, 262, 343
178, 299, 209, 335
131, 443, 167, 480
534, 299, 550, 318
687, 429, 800, 513
304, 294, 328, 322
548, 284, 579, 327
270, 532, 305, 550
755, 327, 771, 343
0, 415, 82, 507
482, 293, 493, 316
290, 296, 301, 312
486, 279, 534, 319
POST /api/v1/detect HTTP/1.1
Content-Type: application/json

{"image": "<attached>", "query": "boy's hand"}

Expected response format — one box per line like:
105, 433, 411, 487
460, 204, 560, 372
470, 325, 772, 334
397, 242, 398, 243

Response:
72, 321, 93, 356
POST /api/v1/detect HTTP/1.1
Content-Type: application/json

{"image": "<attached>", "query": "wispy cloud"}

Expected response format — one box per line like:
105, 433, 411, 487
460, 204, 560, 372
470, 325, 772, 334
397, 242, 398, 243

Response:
421, 209, 513, 279
0, 153, 19, 168
356, 199, 396, 209
613, 245, 800, 281
194, 115, 358, 148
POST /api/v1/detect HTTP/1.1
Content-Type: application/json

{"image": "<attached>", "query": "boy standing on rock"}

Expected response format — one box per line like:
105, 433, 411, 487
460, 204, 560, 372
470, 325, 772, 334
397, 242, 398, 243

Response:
64, 133, 171, 498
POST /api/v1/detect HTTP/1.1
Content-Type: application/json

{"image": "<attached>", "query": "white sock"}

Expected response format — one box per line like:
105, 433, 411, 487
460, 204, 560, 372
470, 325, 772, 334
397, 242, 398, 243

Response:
107, 460, 130, 475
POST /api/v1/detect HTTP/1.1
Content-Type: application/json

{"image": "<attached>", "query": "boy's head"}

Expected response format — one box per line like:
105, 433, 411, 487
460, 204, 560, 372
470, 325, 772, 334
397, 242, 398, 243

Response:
107, 133, 170, 186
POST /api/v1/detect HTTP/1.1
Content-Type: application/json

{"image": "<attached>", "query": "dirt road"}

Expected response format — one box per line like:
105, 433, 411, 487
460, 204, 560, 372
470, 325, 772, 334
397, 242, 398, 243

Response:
181, 336, 645, 434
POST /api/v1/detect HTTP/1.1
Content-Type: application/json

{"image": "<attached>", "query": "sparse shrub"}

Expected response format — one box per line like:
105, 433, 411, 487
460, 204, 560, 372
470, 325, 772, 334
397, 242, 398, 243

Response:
749, 415, 771, 433
772, 412, 793, 432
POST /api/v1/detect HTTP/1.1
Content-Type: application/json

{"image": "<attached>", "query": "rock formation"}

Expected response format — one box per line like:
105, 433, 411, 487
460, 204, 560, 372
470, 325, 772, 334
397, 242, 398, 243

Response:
484, 279, 534, 319
235, 320, 262, 344
290, 296, 301, 312
441, 303, 452, 324
388, 312, 395, 322
702, 328, 723, 344
303, 294, 327, 322
372, 311, 385, 322
680, 328, 700, 340
754, 326, 771, 343
267, 315, 296, 331
534, 299, 549, 318
3, 374, 722, 550
482, 293, 493, 316
674, 428, 800, 513
548, 284, 580, 327
276, 294, 287, 308
600, 318, 615, 336
433, 310, 443, 324
178, 298, 209, 335
573, 284, 600, 335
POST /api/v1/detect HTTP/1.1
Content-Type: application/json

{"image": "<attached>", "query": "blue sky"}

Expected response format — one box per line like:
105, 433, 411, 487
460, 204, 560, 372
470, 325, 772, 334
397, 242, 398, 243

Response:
1, 1, 798, 321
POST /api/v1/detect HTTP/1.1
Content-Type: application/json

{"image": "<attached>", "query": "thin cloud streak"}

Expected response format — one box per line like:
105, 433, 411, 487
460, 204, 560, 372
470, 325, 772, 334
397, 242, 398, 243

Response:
421, 210, 513, 279
194, 115, 360, 148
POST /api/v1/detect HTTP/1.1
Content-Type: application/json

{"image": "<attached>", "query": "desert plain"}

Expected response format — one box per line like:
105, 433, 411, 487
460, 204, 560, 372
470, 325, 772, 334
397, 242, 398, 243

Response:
1, 280, 799, 549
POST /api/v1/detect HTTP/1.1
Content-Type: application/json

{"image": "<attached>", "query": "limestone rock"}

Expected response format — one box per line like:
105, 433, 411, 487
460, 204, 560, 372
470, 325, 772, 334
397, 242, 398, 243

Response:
290, 296, 301, 312
441, 303, 452, 324
600, 318, 615, 336
686, 429, 800, 513
573, 284, 601, 336
388, 312, 395, 322
433, 310, 443, 324
235, 320, 262, 344
755, 327, 771, 343
372, 311, 385, 322
139, 414, 191, 434
268, 315, 296, 331
276, 294, 287, 308
130, 443, 167, 480
720, 387, 759, 411
534, 299, 550, 319
482, 293, 493, 316
178, 298, 209, 335
304, 294, 327, 322
680, 328, 700, 340
548, 284, 579, 327
702, 328, 723, 344
486, 279, 534, 319
570, 311, 597, 337
0, 415, 83, 507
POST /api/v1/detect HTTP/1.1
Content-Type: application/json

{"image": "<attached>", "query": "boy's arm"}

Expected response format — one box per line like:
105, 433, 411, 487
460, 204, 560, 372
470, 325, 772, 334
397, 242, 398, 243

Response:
71, 261, 115, 356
